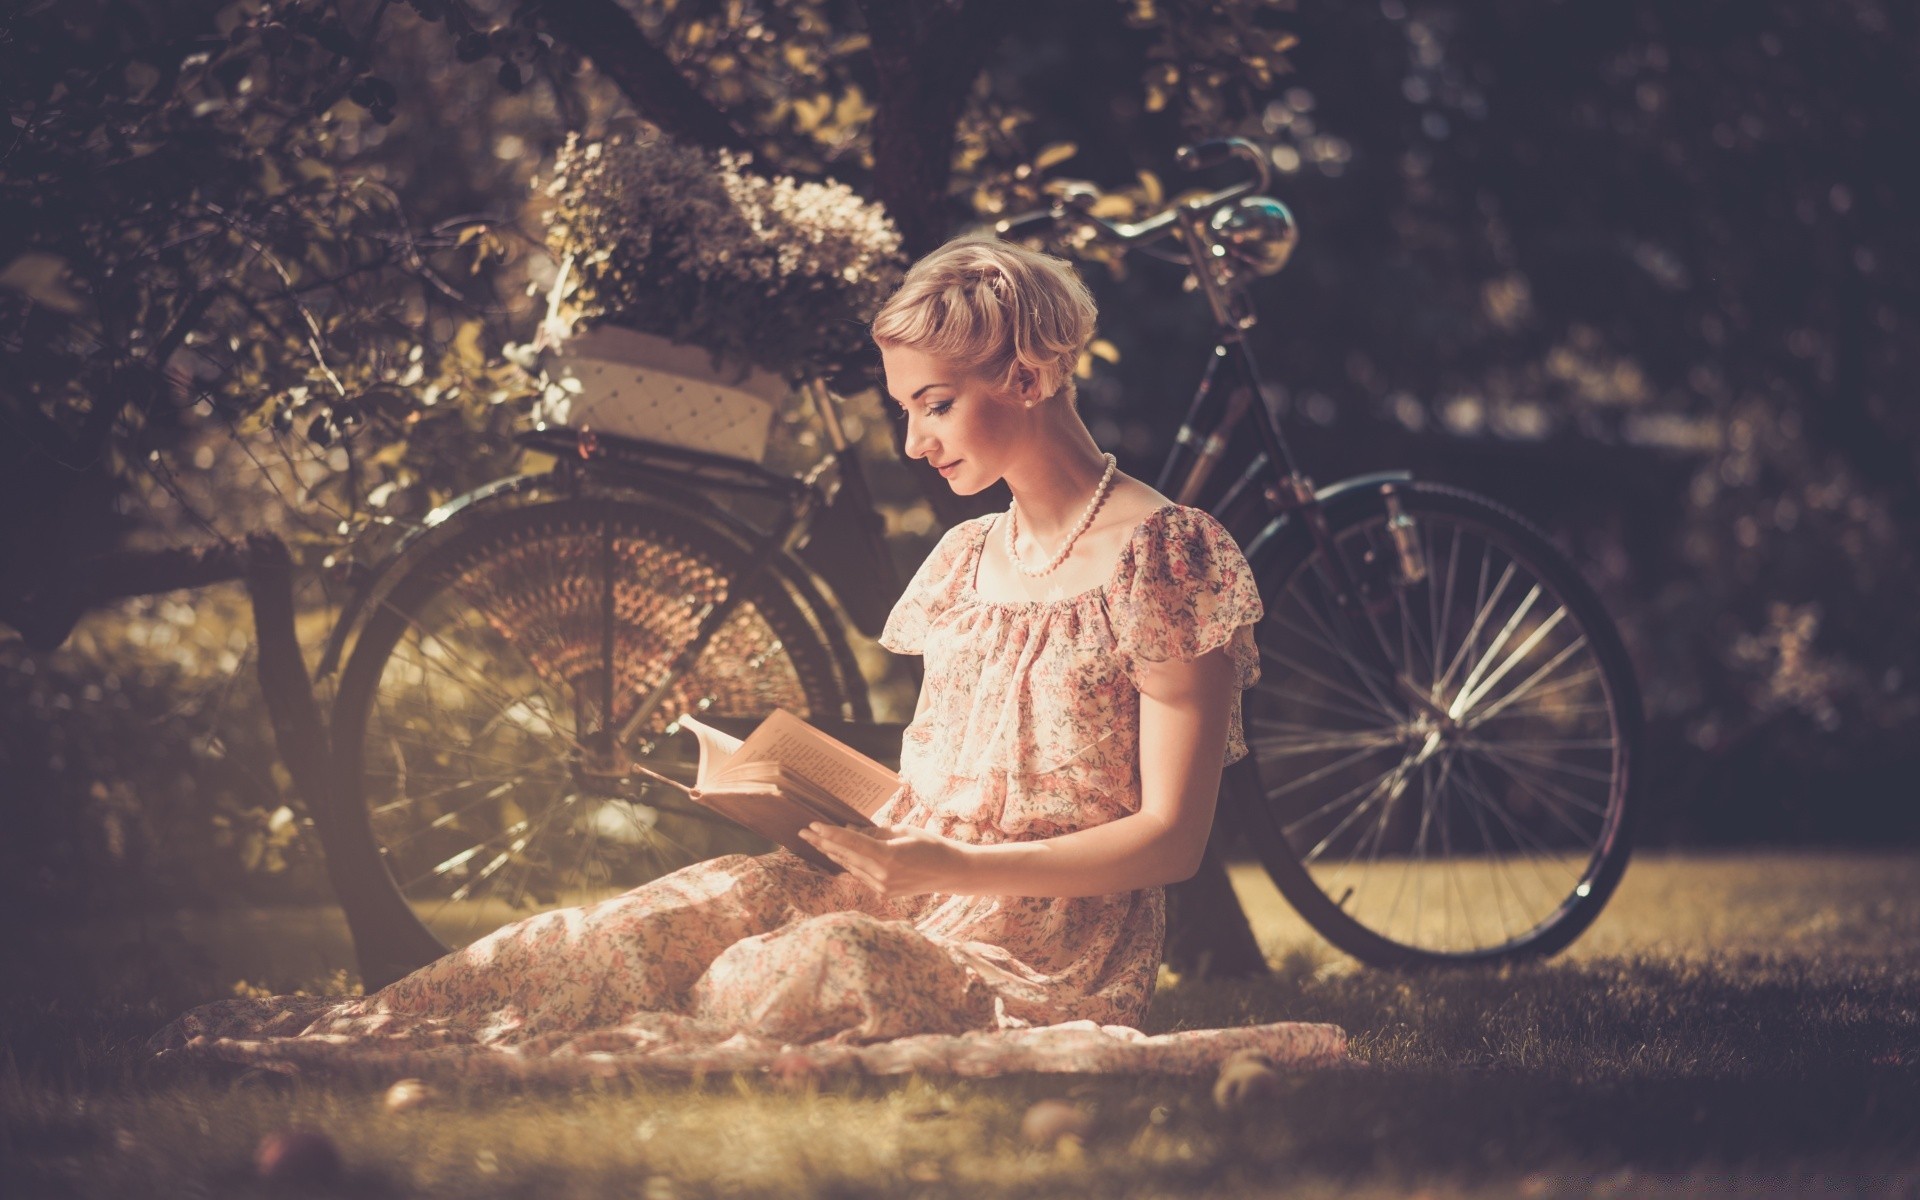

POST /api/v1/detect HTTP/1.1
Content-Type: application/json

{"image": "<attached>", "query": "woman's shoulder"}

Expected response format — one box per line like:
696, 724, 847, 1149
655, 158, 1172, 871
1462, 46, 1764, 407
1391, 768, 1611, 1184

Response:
1099, 483, 1238, 567
1104, 491, 1258, 615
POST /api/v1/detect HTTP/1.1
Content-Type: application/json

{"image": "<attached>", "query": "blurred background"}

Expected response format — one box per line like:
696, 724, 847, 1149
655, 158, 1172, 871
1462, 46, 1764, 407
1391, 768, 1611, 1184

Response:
4, 0, 1915, 925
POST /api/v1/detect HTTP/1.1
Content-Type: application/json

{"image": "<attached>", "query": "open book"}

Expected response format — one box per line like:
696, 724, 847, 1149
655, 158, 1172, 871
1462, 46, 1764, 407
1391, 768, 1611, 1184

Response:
638, 709, 901, 873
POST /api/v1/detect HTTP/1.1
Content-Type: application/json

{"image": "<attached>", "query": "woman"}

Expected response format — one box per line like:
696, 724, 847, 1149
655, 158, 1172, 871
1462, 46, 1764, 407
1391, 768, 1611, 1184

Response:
149, 237, 1346, 1080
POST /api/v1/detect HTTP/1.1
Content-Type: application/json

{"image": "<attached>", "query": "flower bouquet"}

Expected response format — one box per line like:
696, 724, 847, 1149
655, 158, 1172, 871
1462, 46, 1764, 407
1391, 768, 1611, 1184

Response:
532, 128, 904, 462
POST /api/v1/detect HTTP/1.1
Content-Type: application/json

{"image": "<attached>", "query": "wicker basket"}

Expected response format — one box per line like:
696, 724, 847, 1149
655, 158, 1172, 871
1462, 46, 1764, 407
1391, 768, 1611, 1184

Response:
533, 324, 786, 463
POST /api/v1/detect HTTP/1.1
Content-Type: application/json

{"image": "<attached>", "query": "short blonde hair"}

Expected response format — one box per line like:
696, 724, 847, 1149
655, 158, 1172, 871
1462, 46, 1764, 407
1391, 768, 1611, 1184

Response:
870, 235, 1097, 405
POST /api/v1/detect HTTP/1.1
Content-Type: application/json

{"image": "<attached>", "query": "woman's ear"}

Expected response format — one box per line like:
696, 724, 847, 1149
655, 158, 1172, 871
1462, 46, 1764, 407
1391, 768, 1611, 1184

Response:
1013, 362, 1043, 407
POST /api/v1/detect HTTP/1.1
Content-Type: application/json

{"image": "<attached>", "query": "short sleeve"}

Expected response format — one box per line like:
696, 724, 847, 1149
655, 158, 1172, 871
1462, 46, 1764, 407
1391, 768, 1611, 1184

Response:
1108, 507, 1264, 762
878, 517, 988, 655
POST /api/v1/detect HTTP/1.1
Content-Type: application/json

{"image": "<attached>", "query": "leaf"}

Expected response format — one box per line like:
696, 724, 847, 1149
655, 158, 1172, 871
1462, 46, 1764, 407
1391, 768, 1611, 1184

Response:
792, 94, 832, 133
1035, 141, 1079, 170
1137, 170, 1164, 206
1089, 338, 1121, 364
0, 252, 86, 313
452, 320, 486, 369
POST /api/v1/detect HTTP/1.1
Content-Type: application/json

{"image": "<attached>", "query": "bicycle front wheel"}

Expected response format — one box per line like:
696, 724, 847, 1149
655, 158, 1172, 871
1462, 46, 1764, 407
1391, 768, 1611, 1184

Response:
1235, 482, 1644, 968
332, 497, 861, 949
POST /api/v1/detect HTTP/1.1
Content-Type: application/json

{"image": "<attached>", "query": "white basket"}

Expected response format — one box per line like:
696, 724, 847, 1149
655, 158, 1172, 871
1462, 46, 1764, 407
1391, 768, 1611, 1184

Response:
533, 324, 786, 463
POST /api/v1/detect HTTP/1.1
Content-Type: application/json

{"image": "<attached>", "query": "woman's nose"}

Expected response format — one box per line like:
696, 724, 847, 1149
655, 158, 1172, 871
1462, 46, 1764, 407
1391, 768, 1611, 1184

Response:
903, 414, 934, 460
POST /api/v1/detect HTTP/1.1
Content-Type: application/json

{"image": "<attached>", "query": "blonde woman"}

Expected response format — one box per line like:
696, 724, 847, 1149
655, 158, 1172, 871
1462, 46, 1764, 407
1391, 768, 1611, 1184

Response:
151, 237, 1345, 1079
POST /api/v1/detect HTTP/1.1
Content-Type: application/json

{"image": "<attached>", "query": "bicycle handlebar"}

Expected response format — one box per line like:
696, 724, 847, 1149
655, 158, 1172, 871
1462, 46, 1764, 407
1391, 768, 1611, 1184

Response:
991, 136, 1274, 256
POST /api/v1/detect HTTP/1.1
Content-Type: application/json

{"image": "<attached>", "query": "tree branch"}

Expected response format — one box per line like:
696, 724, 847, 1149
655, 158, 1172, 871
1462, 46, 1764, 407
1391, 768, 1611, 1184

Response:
1, 540, 250, 650
860, 0, 1028, 524
534, 0, 750, 152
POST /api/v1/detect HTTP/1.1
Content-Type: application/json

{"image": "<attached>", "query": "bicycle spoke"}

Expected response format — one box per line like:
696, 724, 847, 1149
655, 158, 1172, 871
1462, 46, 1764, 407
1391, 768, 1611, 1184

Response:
1464, 741, 1615, 827
1278, 754, 1410, 843
1463, 640, 1596, 728
384, 779, 525, 847
1266, 740, 1407, 804
1468, 739, 1617, 788
1451, 583, 1542, 715
1431, 524, 1462, 687
1450, 752, 1584, 903
379, 624, 585, 756
1246, 726, 1404, 757
1265, 607, 1405, 698
1451, 753, 1524, 945
1437, 554, 1513, 699
366, 727, 564, 778
1258, 632, 1403, 723
1294, 561, 1407, 717
1454, 602, 1569, 717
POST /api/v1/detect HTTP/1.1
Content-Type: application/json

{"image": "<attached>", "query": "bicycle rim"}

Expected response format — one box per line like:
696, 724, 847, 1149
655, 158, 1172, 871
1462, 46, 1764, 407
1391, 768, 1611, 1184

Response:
1238, 483, 1643, 967
333, 498, 857, 949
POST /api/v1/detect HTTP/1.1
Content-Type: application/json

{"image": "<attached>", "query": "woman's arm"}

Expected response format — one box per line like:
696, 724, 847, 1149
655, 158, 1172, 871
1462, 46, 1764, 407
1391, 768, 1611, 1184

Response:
800, 644, 1240, 899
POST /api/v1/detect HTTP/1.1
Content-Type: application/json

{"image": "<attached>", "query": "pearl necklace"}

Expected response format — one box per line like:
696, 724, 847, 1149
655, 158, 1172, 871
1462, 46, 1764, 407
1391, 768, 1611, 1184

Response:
1006, 453, 1118, 578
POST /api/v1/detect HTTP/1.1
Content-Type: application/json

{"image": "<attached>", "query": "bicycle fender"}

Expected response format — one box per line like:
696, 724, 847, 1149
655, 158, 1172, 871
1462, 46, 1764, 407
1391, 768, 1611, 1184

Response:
315, 473, 848, 683
1240, 470, 1415, 568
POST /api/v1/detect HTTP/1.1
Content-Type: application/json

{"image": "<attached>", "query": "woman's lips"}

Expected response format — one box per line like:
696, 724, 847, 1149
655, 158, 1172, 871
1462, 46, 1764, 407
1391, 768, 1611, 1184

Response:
936, 460, 961, 477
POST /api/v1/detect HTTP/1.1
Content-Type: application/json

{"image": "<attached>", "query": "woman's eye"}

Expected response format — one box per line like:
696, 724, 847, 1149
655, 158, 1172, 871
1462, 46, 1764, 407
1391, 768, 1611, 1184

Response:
928, 401, 953, 416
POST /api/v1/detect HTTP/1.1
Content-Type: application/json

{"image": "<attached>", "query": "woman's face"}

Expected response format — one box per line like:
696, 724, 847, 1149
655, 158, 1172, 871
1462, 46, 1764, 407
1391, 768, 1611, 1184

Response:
879, 343, 1031, 496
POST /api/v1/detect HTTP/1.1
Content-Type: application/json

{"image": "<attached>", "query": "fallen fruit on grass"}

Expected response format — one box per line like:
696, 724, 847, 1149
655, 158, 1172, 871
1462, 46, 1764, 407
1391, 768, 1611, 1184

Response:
1020, 1099, 1093, 1146
767, 1048, 824, 1088
1212, 1051, 1283, 1110
254, 1128, 342, 1184
384, 1077, 435, 1111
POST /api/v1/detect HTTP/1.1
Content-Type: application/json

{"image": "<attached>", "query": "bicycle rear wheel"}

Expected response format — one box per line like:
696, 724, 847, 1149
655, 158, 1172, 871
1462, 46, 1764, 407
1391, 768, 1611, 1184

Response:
1234, 482, 1644, 968
331, 497, 860, 949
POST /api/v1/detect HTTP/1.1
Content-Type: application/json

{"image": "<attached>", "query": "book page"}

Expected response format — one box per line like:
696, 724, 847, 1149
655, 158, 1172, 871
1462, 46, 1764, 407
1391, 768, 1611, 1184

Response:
720, 709, 901, 816
674, 714, 745, 787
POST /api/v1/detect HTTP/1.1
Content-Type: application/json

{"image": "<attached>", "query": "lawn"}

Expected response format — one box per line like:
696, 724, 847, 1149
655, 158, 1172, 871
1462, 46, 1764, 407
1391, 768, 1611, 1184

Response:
4, 850, 1918, 1198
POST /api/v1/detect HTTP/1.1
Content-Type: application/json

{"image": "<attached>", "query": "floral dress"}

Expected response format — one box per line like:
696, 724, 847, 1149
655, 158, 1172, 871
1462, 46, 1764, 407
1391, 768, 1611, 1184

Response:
149, 504, 1348, 1080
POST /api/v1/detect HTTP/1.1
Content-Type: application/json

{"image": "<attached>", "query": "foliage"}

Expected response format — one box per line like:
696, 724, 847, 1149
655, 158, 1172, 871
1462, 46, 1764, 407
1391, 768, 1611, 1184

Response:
1239, 0, 1920, 841
539, 128, 905, 380
0, 590, 334, 912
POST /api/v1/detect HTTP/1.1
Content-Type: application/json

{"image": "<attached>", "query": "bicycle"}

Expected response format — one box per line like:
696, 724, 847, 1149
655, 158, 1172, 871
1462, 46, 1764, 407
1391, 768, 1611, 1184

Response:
312, 137, 1645, 981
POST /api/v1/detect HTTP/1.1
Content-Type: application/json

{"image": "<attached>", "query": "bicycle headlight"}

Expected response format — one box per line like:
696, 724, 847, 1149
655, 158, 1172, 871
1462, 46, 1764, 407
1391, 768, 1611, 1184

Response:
1208, 196, 1298, 279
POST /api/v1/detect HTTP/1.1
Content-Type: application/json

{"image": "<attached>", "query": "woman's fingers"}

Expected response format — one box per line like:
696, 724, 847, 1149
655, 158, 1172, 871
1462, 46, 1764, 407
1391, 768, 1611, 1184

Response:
803, 824, 898, 894
801, 825, 880, 873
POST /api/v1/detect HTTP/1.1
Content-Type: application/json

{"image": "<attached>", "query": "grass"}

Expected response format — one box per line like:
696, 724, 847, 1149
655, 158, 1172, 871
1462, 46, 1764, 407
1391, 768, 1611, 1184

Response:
4, 850, 1919, 1197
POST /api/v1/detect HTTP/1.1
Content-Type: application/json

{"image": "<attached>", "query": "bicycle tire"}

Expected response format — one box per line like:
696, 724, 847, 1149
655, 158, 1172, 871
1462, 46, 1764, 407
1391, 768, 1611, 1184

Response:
1232, 481, 1644, 968
331, 496, 860, 949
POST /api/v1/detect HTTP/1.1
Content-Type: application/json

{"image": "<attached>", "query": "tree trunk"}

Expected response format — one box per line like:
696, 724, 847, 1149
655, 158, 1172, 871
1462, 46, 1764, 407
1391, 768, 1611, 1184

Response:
241, 535, 445, 989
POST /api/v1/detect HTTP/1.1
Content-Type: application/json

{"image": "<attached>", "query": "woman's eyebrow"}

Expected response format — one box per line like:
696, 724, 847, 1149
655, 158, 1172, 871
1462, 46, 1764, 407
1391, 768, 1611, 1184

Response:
889, 383, 954, 405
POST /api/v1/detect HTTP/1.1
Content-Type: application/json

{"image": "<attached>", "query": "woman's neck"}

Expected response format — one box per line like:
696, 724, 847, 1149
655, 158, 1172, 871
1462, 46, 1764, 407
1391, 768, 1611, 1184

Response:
1002, 424, 1111, 544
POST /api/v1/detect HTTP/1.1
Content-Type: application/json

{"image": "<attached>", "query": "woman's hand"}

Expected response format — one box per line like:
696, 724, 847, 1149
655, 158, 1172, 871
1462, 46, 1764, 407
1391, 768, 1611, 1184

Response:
797, 822, 973, 899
